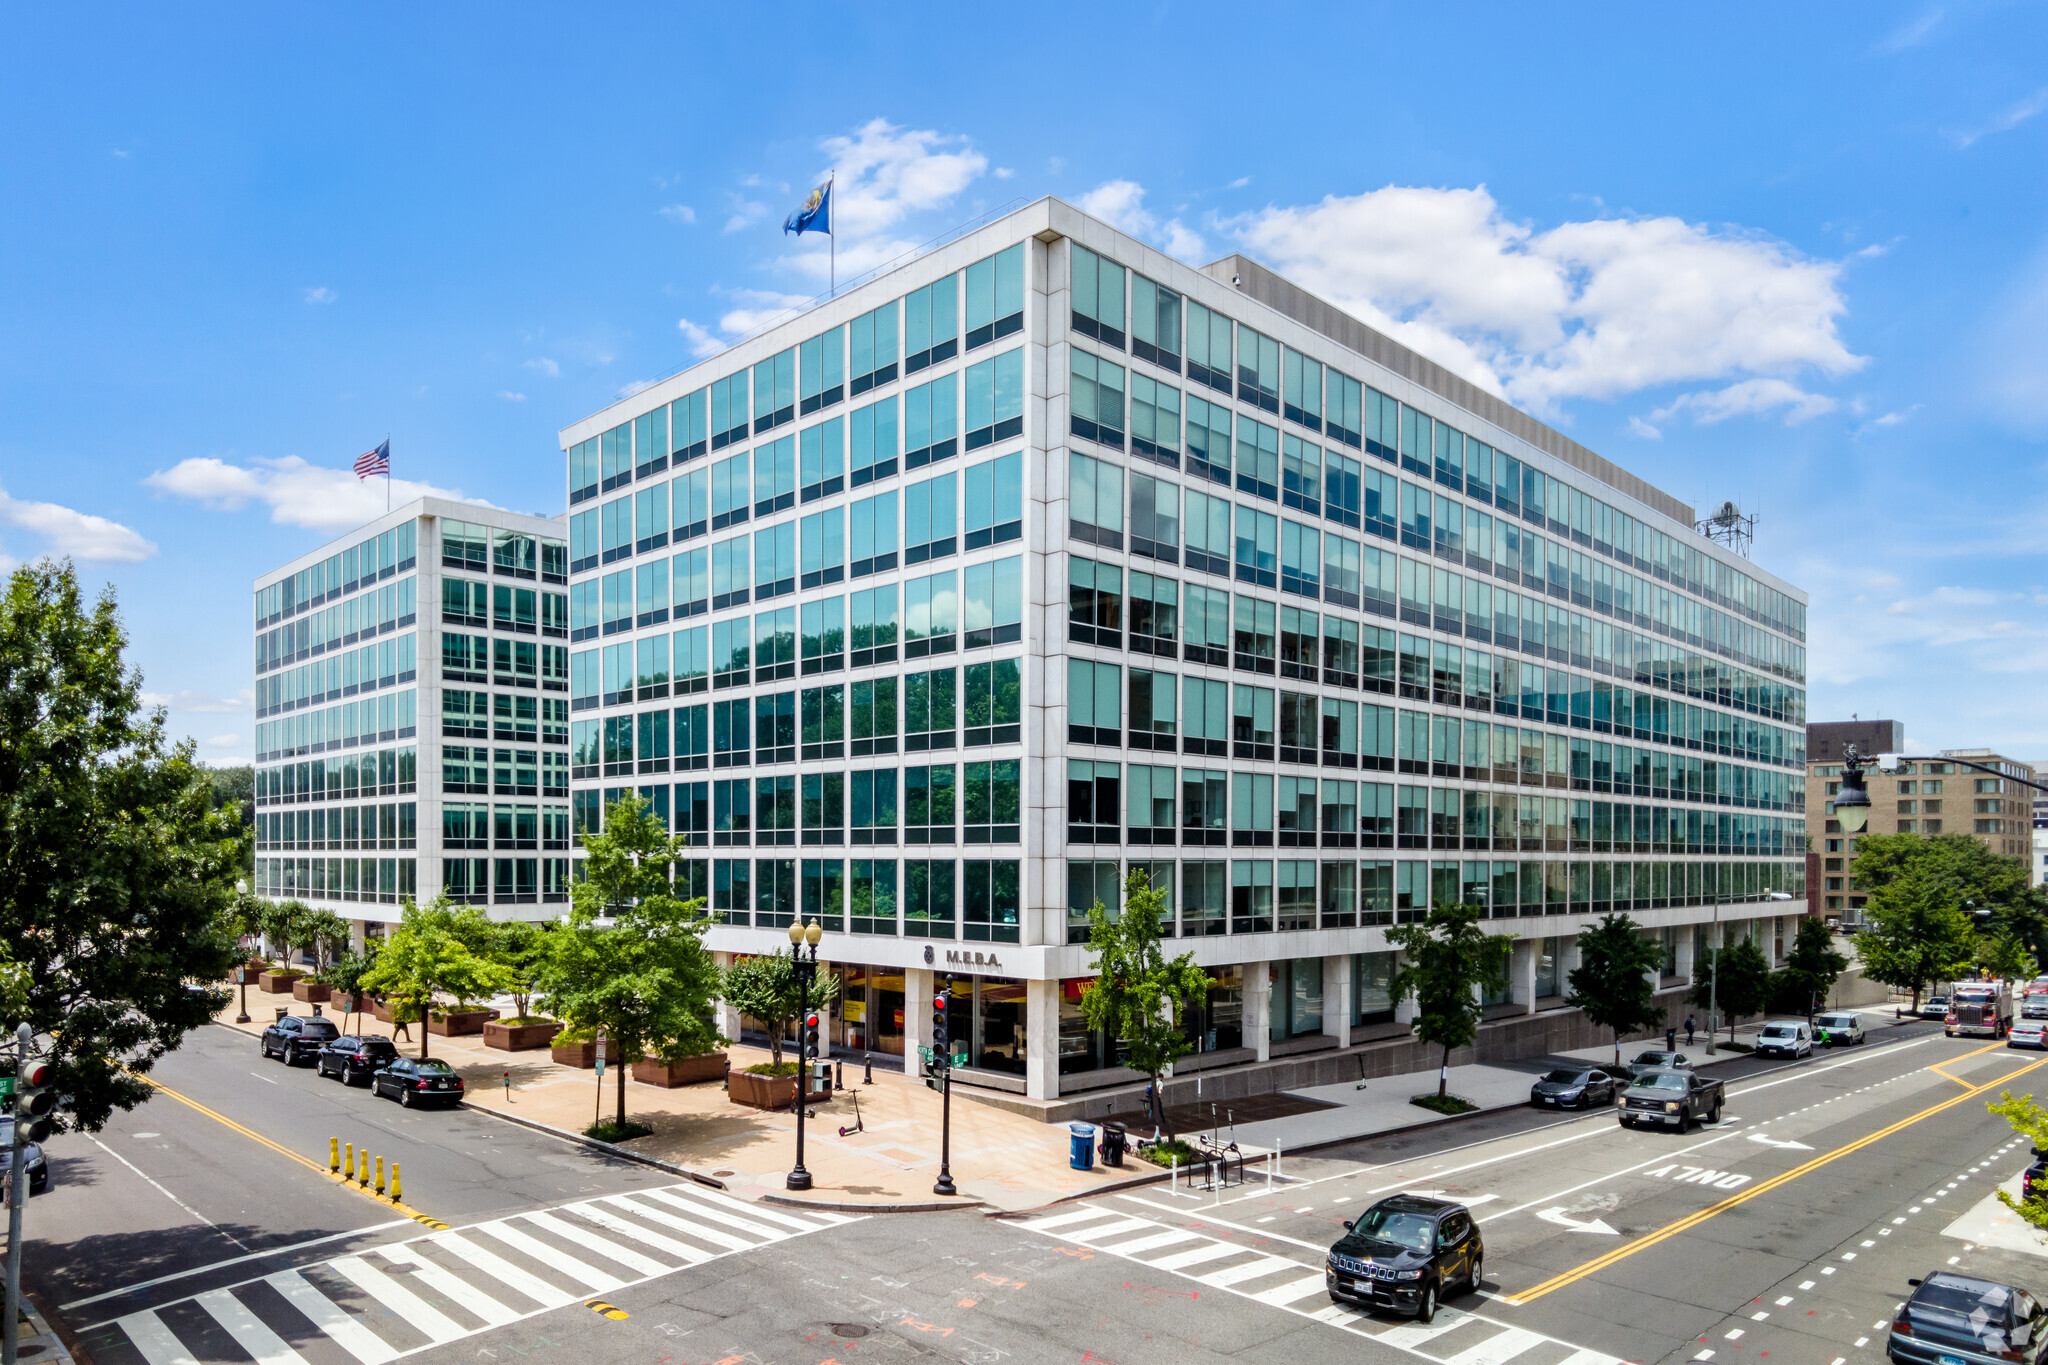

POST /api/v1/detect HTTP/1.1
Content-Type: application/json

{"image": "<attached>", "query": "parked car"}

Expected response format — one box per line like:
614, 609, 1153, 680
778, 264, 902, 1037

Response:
1325, 1194, 1482, 1323
1530, 1068, 1619, 1110
316, 1034, 400, 1084
0, 1119, 49, 1196
370, 1056, 466, 1108
2021, 987, 2048, 1021
259, 1014, 340, 1066
1815, 1012, 1867, 1046
1627, 1050, 1693, 1081
1755, 1021, 1815, 1058
1622, 1069, 1724, 1131
1922, 995, 1952, 1020
2010, 1019, 2048, 1050
2025, 1156, 2045, 1205
1888, 1272, 2046, 1365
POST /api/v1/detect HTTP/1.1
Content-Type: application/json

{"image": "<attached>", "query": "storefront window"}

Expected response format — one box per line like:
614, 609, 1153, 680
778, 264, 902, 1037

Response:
832, 965, 868, 1048
1187, 965, 1243, 1052
1536, 936, 1560, 997
1058, 978, 1098, 1075
1270, 958, 1323, 1039
1353, 951, 1395, 1023
974, 977, 1027, 1074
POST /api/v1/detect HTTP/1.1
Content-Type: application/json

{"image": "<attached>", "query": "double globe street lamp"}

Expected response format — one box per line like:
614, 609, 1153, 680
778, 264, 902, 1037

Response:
785, 918, 824, 1192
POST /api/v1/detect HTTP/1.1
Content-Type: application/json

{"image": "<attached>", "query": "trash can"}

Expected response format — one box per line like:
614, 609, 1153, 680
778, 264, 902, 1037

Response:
1068, 1122, 1097, 1170
1099, 1121, 1127, 1168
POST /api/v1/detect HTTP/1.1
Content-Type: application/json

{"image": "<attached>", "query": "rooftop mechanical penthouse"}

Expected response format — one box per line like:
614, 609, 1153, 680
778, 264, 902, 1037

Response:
557, 197, 1811, 1107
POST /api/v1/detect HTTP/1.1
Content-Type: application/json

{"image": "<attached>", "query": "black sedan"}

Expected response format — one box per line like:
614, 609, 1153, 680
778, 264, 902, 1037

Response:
1530, 1068, 1618, 1109
1325, 1194, 1482, 1323
259, 1015, 339, 1066
315, 1035, 400, 1085
370, 1057, 466, 1108
1889, 1272, 2046, 1365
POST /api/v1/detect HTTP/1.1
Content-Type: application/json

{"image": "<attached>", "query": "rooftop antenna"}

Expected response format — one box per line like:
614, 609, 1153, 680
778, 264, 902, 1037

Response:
1696, 499, 1755, 559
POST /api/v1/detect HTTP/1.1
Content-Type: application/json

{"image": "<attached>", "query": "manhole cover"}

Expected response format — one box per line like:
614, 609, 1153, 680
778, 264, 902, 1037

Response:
828, 1324, 871, 1338
711, 1169, 737, 1177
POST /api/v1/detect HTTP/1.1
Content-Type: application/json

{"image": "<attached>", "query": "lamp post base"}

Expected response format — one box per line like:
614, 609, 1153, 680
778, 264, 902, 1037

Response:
933, 1173, 957, 1197
785, 1167, 813, 1192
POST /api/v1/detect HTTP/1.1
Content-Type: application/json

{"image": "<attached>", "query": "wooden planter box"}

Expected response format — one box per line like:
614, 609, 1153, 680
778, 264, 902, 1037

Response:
484, 1020, 561, 1052
551, 1039, 596, 1068
368, 999, 395, 1023
427, 1009, 493, 1037
257, 970, 303, 994
633, 1052, 727, 1088
728, 1069, 797, 1110
290, 980, 332, 1003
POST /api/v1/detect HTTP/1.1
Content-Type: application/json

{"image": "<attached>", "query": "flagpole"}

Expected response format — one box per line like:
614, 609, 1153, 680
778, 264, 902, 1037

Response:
386, 434, 392, 514
829, 171, 836, 298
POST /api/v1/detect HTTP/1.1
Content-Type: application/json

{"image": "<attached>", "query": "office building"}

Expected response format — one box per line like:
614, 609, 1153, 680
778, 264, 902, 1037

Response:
251, 499, 571, 940
556, 197, 1811, 1106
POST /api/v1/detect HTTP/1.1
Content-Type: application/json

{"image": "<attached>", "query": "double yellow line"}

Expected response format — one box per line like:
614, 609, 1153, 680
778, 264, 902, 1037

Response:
1509, 1053, 2047, 1303
134, 1074, 447, 1228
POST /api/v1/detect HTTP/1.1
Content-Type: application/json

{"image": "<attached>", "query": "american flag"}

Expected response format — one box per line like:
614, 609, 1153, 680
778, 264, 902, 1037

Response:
354, 439, 390, 480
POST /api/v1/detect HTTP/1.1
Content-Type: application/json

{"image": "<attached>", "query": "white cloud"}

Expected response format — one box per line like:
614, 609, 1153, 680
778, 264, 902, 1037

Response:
1627, 416, 1663, 440
777, 119, 990, 284
1073, 179, 1207, 262
716, 288, 813, 339
143, 455, 496, 532
142, 688, 249, 714
0, 484, 156, 562
658, 204, 697, 225
1647, 378, 1837, 427
1876, 6, 1944, 52
1228, 176, 1250, 190
616, 378, 658, 400
676, 318, 724, 359
523, 357, 560, 378
993, 167, 1014, 180
203, 733, 243, 748
497, 390, 526, 402
302, 286, 336, 305
1230, 184, 1865, 416
1955, 88, 2048, 147
1979, 242, 2048, 432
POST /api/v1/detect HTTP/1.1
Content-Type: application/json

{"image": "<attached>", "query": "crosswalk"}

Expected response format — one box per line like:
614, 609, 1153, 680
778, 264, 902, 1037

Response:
1017, 1203, 1622, 1365
95, 1184, 857, 1364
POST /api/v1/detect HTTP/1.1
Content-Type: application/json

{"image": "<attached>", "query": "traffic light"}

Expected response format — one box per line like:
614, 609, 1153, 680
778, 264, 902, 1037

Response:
931, 981, 950, 1060
16, 1058, 53, 1143
802, 1012, 820, 1062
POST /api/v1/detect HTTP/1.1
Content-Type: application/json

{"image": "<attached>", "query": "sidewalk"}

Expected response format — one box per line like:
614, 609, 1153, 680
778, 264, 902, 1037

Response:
213, 991, 1155, 1214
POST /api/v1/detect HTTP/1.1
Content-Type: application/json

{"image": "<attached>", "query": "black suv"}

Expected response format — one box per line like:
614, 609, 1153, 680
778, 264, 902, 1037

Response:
370, 1057, 466, 1108
1326, 1195, 1482, 1322
316, 1035, 400, 1086
260, 1015, 339, 1066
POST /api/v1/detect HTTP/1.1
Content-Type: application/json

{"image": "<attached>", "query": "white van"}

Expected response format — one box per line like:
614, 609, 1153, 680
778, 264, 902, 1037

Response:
1755, 1021, 1814, 1058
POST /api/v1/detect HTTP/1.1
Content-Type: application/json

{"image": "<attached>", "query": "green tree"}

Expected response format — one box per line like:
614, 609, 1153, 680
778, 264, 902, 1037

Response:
1855, 869, 1979, 1012
1388, 902, 1514, 1100
540, 795, 725, 1128
0, 561, 243, 1133
1988, 1090, 2048, 1229
720, 951, 838, 1069
300, 907, 351, 973
1566, 913, 1667, 1066
359, 897, 511, 1059
319, 949, 375, 1034
488, 919, 554, 1022
256, 899, 300, 966
1688, 937, 1773, 1043
1977, 931, 2038, 985
1078, 868, 1212, 1137
1779, 916, 1851, 1017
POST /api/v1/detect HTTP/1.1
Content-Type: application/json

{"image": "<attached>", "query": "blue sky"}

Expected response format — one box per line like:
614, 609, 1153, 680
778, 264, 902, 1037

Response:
4, 4, 2046, 763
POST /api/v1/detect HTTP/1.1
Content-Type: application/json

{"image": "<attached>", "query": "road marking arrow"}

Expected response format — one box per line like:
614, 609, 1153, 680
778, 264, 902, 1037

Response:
1537, 1207, 1619, 1235
1748, 1133, 1813, 1150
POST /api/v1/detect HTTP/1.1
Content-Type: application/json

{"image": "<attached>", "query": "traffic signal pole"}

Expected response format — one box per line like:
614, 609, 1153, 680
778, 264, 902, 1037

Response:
933, 975, 957, 1197
4, 1023, 40, 1365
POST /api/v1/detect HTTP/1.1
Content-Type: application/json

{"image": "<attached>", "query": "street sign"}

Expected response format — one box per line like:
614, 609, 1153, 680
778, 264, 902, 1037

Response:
594, 1031, 606, 1079
0, 1079, 15, 1100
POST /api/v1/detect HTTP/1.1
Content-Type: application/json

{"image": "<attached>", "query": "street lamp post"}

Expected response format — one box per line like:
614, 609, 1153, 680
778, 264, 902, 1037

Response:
785, 918, 823, 1192
234, 880, 252, 1024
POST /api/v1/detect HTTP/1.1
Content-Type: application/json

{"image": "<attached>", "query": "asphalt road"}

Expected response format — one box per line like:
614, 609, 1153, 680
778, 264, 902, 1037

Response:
36, 1015, 2048, 1365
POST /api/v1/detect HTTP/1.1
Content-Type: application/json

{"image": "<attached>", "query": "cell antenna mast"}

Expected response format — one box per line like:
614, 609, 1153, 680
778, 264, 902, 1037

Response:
1696, 500, 1755, 559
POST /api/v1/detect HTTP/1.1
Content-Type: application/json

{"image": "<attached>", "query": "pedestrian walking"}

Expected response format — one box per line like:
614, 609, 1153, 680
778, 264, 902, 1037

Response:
1665, 1025, 1677, 1053
1684, 1014, 1697, 1047
391, 1008, 410, 1042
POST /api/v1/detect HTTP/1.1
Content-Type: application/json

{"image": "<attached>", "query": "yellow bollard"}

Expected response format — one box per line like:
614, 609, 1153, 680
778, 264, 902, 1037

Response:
345, 1143, 354, 1181
359, 1151, 369, 1189
391, 1163, 401, 1204
375, 1156, 385, 1195
330, 1137, 339, 1173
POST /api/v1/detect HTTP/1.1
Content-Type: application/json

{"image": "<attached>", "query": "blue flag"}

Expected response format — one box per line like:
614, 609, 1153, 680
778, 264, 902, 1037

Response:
784, 181, 832, 236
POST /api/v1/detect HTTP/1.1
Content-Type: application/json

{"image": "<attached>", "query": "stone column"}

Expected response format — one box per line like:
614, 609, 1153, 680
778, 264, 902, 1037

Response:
1393, 953, 1418, 1025
350, 919, 368, 954
1514, 938, 1538, 1014
1026, 977, 1060, 1101
712, 951, 742, 1045
905, 965, 934, 1069
1675, 930, 1696, 986
1245, 962, 1273, 1062
1323, 954, 1351, 1047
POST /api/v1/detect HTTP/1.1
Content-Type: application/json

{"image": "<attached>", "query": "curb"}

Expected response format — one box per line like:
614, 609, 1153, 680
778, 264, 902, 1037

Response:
458, 1102, 729, 1190
19, 1288, 77, 1364
760, 1193, 987, 1214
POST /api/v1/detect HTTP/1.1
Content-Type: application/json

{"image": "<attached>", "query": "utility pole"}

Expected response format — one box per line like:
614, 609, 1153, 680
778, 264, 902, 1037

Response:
5, 1023, 33, 1365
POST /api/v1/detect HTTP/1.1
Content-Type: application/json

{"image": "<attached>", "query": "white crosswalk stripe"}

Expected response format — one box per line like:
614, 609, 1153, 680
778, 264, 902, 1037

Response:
1016, 1201, 1623, 1365
100, 1182, 856, 1365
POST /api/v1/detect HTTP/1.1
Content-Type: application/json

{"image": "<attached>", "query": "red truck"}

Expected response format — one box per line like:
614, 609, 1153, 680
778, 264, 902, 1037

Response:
1948, 982, 2013, 1038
